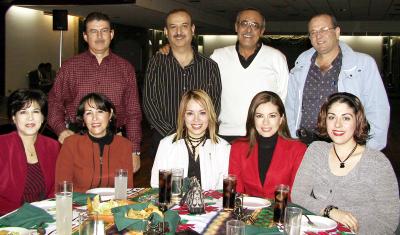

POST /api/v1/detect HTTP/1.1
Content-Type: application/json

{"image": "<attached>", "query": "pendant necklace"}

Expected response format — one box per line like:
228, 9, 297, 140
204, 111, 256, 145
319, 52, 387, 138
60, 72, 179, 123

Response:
333, 143, 358, 168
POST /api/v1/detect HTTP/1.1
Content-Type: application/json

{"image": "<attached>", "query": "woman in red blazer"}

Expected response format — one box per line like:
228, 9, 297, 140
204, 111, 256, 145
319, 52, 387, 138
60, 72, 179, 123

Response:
229, 91, 306, 198
0, 89, 60, 215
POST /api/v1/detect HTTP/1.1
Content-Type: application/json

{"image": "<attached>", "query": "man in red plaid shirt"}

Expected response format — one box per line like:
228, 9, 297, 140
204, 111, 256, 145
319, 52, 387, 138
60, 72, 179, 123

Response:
48, 12, 142, 172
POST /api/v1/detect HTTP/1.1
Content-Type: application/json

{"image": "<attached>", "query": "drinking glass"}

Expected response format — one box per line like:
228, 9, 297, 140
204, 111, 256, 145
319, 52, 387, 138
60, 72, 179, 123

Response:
226, 219, 245, 235
284, 207, 302, 235
56, 181, 73, 235
114, 169, 128, 200
223, 174, 237, 211
79, 211, 106, 235
171, 168, 184, 203
273, 184, 290, 224
158, 169, 172, 234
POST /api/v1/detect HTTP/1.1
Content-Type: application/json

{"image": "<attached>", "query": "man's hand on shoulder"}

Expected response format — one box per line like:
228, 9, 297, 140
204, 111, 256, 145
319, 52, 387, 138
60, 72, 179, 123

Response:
132, 153, 141, 173
58, 129, 75, 144
158, 44, 170, 55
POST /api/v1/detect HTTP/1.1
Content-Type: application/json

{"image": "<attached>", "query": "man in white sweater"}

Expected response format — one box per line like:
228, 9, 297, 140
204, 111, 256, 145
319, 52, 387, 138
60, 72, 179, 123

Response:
210, 8, 289, 142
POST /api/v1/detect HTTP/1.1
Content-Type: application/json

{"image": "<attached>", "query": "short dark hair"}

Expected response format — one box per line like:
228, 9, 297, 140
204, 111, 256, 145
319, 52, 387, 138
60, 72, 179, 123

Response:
308, 13, 339, 28
236, 7, 266, 29
244, 91, 291, 156
317, 92, 370, 145
76, 93, 116, 134
7, 89, 47, 120
165, 8, 193, 26
83, 12, 113, 32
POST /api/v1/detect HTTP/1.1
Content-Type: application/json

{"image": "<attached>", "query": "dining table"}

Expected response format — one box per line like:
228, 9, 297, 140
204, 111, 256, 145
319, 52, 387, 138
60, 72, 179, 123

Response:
0, 188, 355, 235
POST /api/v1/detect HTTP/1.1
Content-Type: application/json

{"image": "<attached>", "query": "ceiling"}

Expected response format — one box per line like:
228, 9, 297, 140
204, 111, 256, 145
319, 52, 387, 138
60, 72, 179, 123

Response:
12, 0, 400, 34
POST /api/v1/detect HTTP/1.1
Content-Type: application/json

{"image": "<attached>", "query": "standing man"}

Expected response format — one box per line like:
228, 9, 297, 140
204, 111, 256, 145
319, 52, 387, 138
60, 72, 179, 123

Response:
143, 9, 221, 157
210, 8, 289, 142
285, 13, 390, 150
48, 12, 142, 172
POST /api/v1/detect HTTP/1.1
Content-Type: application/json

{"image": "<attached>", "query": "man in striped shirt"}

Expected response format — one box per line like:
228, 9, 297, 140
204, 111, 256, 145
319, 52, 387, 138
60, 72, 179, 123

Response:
143, 8, 222, 157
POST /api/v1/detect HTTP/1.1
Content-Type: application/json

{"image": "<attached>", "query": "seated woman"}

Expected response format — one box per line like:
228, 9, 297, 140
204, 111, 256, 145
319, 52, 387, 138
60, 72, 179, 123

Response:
292, 92, 399, 234
55, 93, 133, 192
229, 91, 307, 198
151, 90, 230, 190
0, 89, 60, 215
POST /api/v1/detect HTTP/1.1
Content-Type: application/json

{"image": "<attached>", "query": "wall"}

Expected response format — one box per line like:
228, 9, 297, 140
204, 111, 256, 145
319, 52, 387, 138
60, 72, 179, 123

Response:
5, 6, 78, 95
202, 35, 383, 71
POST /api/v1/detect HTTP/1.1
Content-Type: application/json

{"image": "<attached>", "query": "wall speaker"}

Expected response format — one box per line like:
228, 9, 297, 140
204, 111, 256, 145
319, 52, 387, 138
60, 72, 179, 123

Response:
53, 10, 68, 31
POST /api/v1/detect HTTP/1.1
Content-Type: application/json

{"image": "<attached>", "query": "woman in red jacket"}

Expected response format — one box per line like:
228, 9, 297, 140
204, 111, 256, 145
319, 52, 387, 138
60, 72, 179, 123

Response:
228, 91, 306, 198
0, 89, 60, 215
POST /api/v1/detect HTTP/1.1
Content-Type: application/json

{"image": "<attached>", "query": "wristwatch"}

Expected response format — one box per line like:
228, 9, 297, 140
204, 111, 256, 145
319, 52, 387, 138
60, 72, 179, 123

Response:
133, 152, 141, 157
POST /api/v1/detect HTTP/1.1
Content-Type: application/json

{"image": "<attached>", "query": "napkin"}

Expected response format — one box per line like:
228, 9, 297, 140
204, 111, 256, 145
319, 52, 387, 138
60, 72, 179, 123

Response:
72, 192, 96, 206
112, 203, 180, 234
0, 203, 54, 228
245, 224, 281, 235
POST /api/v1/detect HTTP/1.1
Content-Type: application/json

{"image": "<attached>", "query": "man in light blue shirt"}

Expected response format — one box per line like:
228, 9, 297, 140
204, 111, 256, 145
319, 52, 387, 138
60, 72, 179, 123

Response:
285, 13, 389, 150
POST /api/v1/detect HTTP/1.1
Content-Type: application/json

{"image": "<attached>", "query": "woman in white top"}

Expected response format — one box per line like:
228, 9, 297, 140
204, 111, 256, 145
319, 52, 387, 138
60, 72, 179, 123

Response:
151, 89, 230, 190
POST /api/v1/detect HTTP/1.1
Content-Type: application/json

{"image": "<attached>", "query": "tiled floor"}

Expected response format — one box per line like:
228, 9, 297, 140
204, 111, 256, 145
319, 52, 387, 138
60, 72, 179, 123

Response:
0, 96, 399, 189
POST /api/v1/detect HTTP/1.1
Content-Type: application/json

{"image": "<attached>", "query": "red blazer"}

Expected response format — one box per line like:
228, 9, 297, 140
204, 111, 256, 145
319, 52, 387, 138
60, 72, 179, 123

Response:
55, 134, 134, 193
0, 131, 60, 215
228, 136, 306, 199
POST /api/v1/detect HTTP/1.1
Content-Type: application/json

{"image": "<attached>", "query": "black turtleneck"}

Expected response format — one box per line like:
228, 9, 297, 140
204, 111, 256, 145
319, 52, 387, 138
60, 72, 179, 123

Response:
88, 132, 114, 156
257, 133, 278, 186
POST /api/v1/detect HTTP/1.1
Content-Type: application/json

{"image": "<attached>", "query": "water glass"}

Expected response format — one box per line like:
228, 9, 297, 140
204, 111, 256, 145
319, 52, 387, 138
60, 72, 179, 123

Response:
284, 207, 302, 235
56, 181, 73, 235
226, 219, 245, 235
273, 184, 290, 224
223, 174, 237, 211
79, 211, 105, 235
171, 168, 184, 202
114, 169, 128, 200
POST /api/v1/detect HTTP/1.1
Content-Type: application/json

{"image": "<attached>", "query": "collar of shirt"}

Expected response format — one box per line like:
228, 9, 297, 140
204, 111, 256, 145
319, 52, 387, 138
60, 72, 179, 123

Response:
310, 49, 343, 71
167, 46, 200, 68
235, 41, 262, 69
84, 50, 114, 65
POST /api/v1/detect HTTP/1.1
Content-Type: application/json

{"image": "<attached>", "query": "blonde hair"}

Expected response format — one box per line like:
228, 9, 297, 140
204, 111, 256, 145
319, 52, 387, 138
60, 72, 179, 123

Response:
174, 89, 219, 143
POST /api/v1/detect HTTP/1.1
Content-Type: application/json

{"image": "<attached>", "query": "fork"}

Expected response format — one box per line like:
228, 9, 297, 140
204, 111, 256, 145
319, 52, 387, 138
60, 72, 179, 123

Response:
304, 214, 316, 227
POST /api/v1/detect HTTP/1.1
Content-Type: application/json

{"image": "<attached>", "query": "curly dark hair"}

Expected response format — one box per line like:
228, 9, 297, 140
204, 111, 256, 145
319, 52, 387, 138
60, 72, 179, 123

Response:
317, 92, 370, 145
7, 89, 47, 120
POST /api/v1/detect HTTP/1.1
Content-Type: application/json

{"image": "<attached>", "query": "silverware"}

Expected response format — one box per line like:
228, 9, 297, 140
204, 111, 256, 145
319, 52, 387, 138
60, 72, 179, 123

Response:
304, 214, 316, 227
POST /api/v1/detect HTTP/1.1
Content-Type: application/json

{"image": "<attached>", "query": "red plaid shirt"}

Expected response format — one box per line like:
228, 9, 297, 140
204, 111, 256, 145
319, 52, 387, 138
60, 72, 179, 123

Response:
48, 51, 142, 151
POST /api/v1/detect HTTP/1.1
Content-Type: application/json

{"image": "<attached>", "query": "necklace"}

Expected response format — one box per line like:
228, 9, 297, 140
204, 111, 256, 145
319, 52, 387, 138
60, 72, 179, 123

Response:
185, 134, 206, 158
333, 143, 358, 168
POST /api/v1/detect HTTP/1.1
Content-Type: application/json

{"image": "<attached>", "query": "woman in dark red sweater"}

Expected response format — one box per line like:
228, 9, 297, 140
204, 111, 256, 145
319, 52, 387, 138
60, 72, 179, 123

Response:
228, 91, 306, 198
0, 89, 60, 215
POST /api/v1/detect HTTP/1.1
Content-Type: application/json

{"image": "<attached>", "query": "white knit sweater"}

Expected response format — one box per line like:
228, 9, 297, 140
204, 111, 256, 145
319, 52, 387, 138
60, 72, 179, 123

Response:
210, 45, 289, 136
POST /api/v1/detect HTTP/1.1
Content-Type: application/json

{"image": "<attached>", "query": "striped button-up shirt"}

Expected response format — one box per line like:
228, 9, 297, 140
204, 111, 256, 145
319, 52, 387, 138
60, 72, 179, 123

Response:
143, 50, 221, 137
48, 51, 142, 151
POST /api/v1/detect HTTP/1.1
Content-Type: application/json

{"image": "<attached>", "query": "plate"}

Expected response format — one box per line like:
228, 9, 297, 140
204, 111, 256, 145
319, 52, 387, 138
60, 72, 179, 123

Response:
31, 200, 56, 215
301, 215, 337, 232
242, 197, 271, 209
86, 188, 115, 201
0, 227, 30, 235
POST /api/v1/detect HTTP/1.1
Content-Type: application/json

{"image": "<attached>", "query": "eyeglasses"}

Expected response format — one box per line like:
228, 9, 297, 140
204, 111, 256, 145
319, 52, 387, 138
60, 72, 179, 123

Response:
237, 20, 262, 30
87, 28, 111, 35
308, 27, 336, 37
